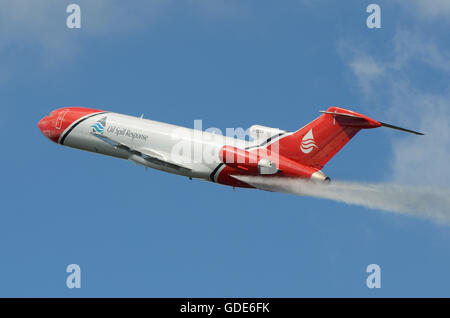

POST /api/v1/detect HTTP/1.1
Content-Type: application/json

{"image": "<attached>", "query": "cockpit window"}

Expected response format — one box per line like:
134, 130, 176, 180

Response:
47, 112, 54, 118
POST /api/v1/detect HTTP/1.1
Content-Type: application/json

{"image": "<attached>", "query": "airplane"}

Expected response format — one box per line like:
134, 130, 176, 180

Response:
38, 106, 423, 189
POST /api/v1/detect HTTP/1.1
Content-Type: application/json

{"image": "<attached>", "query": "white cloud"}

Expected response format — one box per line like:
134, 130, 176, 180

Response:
392, 30, 450, 72
348, 55, 385, 96
0, 0, 241, 81
342, 29, 450, 186
390, 93, 450, 185
399, 0, 450, 20
0, 1, 171, 68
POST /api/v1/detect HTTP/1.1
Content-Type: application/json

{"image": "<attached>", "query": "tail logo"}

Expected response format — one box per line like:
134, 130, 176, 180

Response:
90, 116, 107, 133
300, 129, 318, 154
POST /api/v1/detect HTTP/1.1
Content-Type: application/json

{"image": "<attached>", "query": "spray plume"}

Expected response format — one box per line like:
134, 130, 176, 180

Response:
234, 176, 450, 224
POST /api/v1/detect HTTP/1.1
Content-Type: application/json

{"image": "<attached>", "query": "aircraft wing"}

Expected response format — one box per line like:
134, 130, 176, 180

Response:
91, 133, 192, 173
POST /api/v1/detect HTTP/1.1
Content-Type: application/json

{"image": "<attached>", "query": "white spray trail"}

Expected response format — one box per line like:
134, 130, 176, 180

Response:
234, 176, 450, 224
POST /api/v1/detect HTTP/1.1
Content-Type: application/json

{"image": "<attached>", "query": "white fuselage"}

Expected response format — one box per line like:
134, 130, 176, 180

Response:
62, 111, 251, 181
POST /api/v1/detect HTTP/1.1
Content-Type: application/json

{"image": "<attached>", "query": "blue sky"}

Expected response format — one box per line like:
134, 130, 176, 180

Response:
1, 0, 450, 297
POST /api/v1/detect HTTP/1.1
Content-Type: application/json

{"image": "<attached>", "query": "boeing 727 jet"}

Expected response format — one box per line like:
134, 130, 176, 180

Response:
38, 107, 423, 189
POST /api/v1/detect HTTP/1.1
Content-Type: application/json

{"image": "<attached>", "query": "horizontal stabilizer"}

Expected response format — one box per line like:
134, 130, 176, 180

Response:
379, 122, 424, 135
319, 110, 364, 118
319, 109, 380, 129
320, 109, 424, 135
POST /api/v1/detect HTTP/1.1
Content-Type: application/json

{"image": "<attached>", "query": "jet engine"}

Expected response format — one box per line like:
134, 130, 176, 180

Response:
219, 145, 279, 175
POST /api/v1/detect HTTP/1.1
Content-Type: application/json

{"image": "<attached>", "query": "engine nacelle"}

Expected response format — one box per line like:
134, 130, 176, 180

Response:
219, 145, 330, 181
257, 158, 278, 175
219, 146, 279, 175
249, 125, 287, 142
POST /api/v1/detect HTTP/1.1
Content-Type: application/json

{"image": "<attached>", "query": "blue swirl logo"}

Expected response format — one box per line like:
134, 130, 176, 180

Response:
91, 116, 107, 133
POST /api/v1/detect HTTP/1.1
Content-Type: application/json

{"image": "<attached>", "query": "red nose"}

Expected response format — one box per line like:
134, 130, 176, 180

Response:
38, 113, 59, 143
38, 107, 105, 144
37, 117, 46, 132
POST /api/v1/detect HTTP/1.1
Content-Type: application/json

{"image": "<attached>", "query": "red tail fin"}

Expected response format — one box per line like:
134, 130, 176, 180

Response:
271, 107, 382, 169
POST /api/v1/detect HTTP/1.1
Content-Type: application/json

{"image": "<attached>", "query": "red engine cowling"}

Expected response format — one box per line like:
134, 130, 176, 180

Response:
219, 146, 278, 175
218, 145, 330, 182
